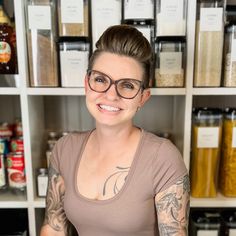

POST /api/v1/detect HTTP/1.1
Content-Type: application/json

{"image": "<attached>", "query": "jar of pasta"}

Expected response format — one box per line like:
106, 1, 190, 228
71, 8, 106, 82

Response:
220, 108, 236, 197
193, 0, 225, 87
190, 108, 223, 198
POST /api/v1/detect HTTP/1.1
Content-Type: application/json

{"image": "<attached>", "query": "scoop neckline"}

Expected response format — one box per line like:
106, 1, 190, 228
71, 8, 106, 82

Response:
74, 128, 144, 205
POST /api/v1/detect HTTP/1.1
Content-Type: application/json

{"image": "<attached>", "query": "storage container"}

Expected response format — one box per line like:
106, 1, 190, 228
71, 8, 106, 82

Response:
58, 0, 89, 37
26, 0, 59, 87
155, 0, 187, 36
59, 39, 90, 87
154, 38, 185, 87
220, 108, 236, 197
194, 0, 225, 87
221, 210, 236, 236
191, 108, 223, 197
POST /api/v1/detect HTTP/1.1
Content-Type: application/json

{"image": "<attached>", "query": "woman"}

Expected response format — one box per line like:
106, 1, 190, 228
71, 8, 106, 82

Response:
40, 25, 190, 236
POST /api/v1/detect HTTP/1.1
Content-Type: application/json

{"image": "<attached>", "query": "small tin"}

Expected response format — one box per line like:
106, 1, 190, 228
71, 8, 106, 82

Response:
0, 154, 6, 189
10, 137, 24, 153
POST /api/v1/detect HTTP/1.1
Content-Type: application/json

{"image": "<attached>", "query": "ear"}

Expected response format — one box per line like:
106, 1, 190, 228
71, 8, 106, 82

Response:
139, 89, 151, 107
84, 75, 89, 94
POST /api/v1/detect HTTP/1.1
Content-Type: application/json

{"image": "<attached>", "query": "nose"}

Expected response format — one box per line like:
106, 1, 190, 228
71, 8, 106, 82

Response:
105, 83, 119, 100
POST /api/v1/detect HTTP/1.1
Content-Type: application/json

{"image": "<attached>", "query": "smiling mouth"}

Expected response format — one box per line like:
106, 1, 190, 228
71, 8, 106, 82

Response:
98, 104, 121, 112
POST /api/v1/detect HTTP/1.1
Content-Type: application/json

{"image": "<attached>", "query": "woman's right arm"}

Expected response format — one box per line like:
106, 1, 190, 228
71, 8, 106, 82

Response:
40, 164, 69, 236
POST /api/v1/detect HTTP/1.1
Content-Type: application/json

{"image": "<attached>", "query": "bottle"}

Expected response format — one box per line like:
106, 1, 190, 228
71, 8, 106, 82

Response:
37, 168, 48, 197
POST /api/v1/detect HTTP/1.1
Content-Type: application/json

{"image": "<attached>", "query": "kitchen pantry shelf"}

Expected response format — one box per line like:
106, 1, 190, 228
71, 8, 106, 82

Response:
1, 0, 236, 235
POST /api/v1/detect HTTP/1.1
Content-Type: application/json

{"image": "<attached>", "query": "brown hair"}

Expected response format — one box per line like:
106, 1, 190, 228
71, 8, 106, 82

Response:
88, 24, 153, 89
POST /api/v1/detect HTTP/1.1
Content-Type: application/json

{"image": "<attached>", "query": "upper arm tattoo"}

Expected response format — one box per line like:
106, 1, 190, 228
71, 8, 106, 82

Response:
43, 164, 69, 234
155, 174, 190, 236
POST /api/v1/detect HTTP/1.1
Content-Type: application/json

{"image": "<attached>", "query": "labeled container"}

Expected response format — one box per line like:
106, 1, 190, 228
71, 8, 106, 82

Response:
0, 154, 6, 190
37, 168, 48, 197
91, 0, 121, 51
26, 0, 59, 87
154, 38, 185, 87
221, 210, 236, 236
194, 0, 225, 87
58, 0, 89, 37
223, 23, 236, 87
123, 0, 154, 20
190, 108, 223, 198
155, 0, 187, 36
220, 108, 236, 197
59, 39, 90, 87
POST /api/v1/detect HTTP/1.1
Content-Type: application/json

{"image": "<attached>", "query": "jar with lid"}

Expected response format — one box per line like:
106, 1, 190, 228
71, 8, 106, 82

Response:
91, 0, 121, 51
221, 210, 236, 236
194, 0, 225, 87
223, 23, 236, 87
155, 0, 187, 36
26, 0, 59, 87
37, 168, 48, 197
123, 0, 154, 21
154, 38, 185, 87
57, 0, 89, 37
190, 108, 223, 197
46, 131, 58, 167
59, 38, 90, 87
220, 108, 236, 197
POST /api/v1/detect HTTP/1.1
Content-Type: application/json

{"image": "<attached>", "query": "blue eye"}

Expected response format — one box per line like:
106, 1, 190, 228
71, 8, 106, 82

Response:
94, 75, 107, 83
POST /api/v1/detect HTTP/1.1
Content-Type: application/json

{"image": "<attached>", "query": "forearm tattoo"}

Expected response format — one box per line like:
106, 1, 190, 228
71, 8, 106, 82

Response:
155, 174, 190, 236
43, 165, 69, 234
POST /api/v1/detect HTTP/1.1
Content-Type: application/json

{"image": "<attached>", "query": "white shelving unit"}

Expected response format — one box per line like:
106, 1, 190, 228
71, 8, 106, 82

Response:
0, 0, 236, 235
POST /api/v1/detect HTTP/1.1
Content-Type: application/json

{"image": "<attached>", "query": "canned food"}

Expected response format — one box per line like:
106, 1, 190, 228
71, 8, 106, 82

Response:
0, 137, 9, 155
7, 152, 26, 190
0, 154, 6, 189
10, 137, 24, 152
0, 122, 12, 138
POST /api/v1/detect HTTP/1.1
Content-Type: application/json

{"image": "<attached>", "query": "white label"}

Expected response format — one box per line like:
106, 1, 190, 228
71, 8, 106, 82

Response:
124, 0, 153, 19
197, 230, 218, 236
232, 127, 236, 147
197, 127, 219, 148
231, 39, 236, 62
37, 175, 48, 197
61, 0, 84, 23
200, 8, 223, 32
161, 0, 184, 22
28, 6, 51, 30
60, 50, 88, 87
135, 26, 151, 43
229, 229, 236, 236
160, 52, 182, 74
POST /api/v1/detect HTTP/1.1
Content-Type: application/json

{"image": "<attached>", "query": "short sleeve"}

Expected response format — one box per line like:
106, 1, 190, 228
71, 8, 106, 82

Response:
152, 139, 188, 194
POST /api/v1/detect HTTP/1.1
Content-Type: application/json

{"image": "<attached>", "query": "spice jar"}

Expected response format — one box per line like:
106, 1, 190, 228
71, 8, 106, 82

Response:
37, 168, 48, 197
223, 23, 236, 87
155, 0, 187, 36
190, 108, 223, 198
58, 0, 89, 37
154, 38, 185, 87
91, 0, 121, 51
194, 0, 225, 87
26, 0, 59, 87
59, 38, 90, 87
220, 108, 236, 197
123, 0, 154, 20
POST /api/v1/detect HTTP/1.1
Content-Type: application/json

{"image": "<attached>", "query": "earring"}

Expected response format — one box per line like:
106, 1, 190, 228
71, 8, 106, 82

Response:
136, 107, 140, 112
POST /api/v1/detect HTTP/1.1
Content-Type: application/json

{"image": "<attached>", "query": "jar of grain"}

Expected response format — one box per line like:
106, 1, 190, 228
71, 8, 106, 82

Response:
155, 0, 187, 36
154, 38, 185, 87
190, 107, 223, 198
91, 0, 121, 51
220, 108, 236, 197
193, 0, 225, 87
58, 0, 89, 37
59, 38, 90, 87
26, 0, 59, 87
123, 0, 154, 20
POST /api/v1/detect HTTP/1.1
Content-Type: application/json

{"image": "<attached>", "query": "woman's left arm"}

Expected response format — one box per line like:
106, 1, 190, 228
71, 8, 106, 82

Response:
155, 174, 190, 236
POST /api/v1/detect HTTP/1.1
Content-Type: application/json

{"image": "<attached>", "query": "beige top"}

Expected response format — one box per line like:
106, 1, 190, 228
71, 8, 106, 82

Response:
51, 130, 187, 236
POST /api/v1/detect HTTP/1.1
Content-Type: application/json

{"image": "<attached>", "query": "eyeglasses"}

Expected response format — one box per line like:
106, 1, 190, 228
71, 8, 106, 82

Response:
87, 70, 144, 99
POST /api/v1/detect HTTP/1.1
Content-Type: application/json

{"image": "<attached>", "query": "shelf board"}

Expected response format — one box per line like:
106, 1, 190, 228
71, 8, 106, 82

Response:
193, 87, 236, 95
191, 193, 236, 207
0, 190, 28, 208
34, 197, 45, 208
0, 87, 21, 95
150, 88, 186, 95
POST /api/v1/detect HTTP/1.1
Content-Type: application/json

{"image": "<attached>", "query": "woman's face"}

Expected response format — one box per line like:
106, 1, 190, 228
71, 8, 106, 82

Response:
85, 52, 150, 128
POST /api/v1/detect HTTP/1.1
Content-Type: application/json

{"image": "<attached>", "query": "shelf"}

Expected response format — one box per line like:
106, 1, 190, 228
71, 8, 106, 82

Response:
150, 88, 186, 95
0, 87, 21, 95
193, 88, 236, 95
34, 198, 45, 208
0, 190, 27, 208
190, 194, 236, 208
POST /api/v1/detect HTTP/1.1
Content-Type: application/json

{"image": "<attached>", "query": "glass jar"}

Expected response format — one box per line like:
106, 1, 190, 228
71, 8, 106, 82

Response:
123, 0, 154, 20
91, 0, 121, 51
59, 39, 90, 87
190, 108, 223, 198
154, 38, 185, 87
194, 0, 225, 87
155, 0, 187, 36
223, 23, 236, 87
220, 108, 236, 197
58, 0, 89, 37
26, 0, 59, 87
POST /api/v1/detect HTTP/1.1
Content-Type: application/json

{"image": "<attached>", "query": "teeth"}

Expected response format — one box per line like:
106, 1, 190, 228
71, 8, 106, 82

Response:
99, 104, 120, 112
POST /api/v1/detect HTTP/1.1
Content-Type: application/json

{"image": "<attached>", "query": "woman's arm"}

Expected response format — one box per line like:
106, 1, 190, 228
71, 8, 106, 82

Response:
155, 174, 190, 236
40, 165, 69, 236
